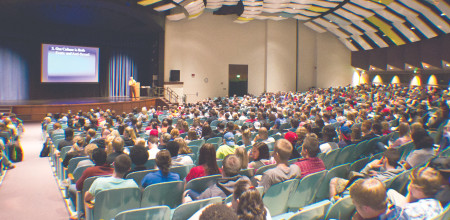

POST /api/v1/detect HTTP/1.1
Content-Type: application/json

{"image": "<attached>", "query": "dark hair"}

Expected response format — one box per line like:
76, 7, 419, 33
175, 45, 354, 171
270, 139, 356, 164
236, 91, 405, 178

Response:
156, 150, 171, 176
253, 142, 270, 161
234, 180, 267, 220
202, 124, 213, 139
411, 128, 434, 149
92, 148, 107, 166
114, 154, 132, 174
129, 146, 149, 166
223, 154, 241, 177
198, 143, 221, 176
199, 204, 238, 220
322, 125, 337, 142
302, 134, 321, 157
166, 141, 180, 157
64, 128, 74, 139
383, 148, 401, 167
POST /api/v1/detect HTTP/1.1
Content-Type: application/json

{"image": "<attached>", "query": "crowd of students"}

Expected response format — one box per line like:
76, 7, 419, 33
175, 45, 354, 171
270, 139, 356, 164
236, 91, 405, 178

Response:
44, 84, 450, 219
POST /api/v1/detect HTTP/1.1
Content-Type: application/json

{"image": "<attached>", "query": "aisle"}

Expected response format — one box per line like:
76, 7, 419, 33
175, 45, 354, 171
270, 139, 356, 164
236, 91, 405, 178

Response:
0, 123, 68, 220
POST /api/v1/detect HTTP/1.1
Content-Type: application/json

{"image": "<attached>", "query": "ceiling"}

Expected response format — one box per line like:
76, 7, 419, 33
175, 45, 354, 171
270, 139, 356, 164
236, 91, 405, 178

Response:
140, 0, 450, 51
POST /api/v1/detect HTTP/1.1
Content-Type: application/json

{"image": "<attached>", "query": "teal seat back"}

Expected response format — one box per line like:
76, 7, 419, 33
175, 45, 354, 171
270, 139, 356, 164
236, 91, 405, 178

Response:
73, 164, 94, 182
172, 197, 222, 220
144, 159, 156, 170
126, 170, 157, 188
349, 157, 370, 173
350, 140, 368, 161
60, 146, 72, 161
68, 156, 89, 175
288, 200, 331, 220
324, 196, 355, 220
386, 170, 411, 195
77, 176, 109, 216
398, 142, 414, 161
263, 179, 299, 216
255, 164, 277, 176
315, 163, 350, 202
91, 187, 141, 220
185, 174, 222, 194
440, 147, 450, 157
188, 139, 205, 147
239, 168, 255, 179
141, 181, 184, 209
266, 142, 275, 151
287, 170, 327, 211
334, 144, 356, 166
206, 137, 222, 148
115, 206, 171, 220
171, 164, 194, 180
323, 148, 340, 169
216, 159, 223, 168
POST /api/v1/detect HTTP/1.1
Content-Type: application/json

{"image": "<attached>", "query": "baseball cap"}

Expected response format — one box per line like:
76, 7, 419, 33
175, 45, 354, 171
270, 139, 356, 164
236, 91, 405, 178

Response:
150, 129, 159, 137
223, 132, 235, 145
284, 131, 298, 144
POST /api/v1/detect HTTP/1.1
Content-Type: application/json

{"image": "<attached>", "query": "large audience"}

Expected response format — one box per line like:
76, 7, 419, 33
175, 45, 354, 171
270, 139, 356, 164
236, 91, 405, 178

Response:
34, 84, 450, 219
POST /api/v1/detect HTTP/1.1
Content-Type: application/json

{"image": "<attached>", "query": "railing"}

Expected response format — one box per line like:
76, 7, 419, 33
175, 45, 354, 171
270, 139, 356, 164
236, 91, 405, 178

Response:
152, 87, 180, 104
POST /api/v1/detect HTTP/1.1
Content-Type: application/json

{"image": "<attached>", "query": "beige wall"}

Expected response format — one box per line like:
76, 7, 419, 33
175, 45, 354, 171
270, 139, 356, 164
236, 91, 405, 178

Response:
165, 14, 352, 103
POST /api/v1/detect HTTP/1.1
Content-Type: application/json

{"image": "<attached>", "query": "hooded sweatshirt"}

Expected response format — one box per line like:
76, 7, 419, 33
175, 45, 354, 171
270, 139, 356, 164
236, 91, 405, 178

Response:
198, 175, 249, 199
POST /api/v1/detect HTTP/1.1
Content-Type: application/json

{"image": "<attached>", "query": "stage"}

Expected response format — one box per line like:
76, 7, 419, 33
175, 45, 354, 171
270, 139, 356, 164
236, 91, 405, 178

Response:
1, 96, 168, 122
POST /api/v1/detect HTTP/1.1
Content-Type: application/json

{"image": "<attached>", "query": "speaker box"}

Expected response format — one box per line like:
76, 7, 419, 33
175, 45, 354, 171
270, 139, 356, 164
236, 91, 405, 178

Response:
170, 70, 180, 82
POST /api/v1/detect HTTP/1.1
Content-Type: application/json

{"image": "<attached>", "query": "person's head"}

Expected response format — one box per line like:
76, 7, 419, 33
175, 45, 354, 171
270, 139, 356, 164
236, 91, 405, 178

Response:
258, 127, 269, 140
92, 148, 107, 166
202, 124, 212, 137
361, 120, 372, 133
411, 128, 434, 150
53, 122, 61, 130
174, 137, 191, 155
350, 178, 387, 219
234, 147, 249, 169
250, 142, 270, 161
129, 145, 149, 166
156, 150, 172, 176
198, 143, 220, 176
242, 129, 252, 143
160, 133, 171, 145
301, 133, 320, 158
124, 127, 137, 141
382, 148, 401, 167
222, 154, 241, 177
223, 132, 235, 146
322, 125, 337, 142
233, 179, 267, 220
284, 131, 298, 146
408, 167, 443, 199
398, 122, 410, 137
84, 143, 98, 160
166, 141, 180, 157
351, 126, 362, 141
64, 128, 74, 140
428, 156, 450, 184
187, 129, 198, 140
112, 137, 125, 153
199, 204, 238, 220
273, 139, 293, 162
113, 154, 132, 175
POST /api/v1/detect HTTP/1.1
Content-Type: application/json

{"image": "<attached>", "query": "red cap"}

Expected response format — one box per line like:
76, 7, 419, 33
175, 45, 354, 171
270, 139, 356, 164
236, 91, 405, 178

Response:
284, 131, 298, 144
150, 129, 158, 137
326, 106, 333, 111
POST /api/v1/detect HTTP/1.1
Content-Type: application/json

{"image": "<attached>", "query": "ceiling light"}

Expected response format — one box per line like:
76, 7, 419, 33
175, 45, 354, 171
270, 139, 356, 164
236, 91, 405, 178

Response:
389, 67, 393, 69
446, 64, 450, 67
408, 66, 412, 69
441, 13, 446, 16
410, 27, 415, 30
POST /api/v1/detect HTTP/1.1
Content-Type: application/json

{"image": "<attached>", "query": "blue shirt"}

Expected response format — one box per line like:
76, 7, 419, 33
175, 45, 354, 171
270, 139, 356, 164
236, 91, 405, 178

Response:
141, 170, 180, 188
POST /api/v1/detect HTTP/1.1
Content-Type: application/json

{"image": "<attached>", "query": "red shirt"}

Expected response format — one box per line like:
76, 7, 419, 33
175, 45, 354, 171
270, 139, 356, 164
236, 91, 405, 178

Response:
294, 157, 326, 179
185, 165, 222, 183
76, 165, 113, 190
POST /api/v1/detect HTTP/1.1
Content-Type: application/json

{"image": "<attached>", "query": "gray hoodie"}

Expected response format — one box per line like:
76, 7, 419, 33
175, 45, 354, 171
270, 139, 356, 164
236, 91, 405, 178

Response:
198, 175, 250, 199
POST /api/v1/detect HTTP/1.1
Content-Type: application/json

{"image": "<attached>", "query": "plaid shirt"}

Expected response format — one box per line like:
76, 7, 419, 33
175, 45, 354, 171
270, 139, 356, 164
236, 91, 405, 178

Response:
294, 157, 326, 179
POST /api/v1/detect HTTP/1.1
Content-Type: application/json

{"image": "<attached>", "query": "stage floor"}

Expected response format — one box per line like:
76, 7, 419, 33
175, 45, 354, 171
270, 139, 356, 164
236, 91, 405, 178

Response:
0, 96, 157, 106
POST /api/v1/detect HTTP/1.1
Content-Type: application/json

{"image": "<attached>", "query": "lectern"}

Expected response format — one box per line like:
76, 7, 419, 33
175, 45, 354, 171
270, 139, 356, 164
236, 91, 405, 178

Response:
129, 82, 140, 98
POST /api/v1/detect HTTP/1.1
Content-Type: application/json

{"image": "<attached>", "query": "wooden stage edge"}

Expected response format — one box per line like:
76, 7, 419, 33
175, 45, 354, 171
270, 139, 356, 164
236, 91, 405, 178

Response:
12, 98, 168, 122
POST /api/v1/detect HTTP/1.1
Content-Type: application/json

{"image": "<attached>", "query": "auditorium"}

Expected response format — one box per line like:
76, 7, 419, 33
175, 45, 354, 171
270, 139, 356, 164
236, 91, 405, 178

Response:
0, 0, 449, 219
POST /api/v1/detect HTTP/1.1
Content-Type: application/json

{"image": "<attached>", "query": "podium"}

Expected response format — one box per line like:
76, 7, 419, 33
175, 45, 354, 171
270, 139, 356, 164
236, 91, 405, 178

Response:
129, 82, 140, 98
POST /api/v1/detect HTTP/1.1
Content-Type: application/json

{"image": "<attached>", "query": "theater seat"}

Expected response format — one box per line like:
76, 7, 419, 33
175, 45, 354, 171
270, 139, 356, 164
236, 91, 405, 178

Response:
115, 206, 171, 220
263, 178, 299, 216
141, 181, 184, 209
85, 187, 141, 220
287, 170, 327, 212
171, 197, 222, 220
314, 163, 350, 203
185, 174, 221, 194
323, 148, 340, 170
126, 170, 156, 188
171, 164, 194, 180
274, 200, 331, 220
324, 196, 355, 220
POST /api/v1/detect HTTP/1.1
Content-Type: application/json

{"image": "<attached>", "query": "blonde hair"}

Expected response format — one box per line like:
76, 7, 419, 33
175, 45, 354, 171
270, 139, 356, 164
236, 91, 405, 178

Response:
350, 178, 387, 211
174, 137, 192, 154
124, 127, 137, 142
274, 139, 293, 161
105, 135, 116, 155
170, 128, 180, 138
235, 147, 249, 169
84, 144, 98, 158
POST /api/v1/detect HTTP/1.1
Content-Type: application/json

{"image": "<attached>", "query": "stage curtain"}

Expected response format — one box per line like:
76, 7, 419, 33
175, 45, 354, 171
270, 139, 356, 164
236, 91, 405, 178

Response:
108, 51, 138, 97
0, 46, 28, 101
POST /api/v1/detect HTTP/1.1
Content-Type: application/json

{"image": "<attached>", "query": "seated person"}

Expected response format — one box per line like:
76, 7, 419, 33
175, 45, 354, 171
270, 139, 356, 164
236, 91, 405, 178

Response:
389, 122, 411, 148
259, 139, 300, 192
76, 143, 98, 168
329, 148, 404, 199
76, 148, 113, 191
124, 145, 149, 177
294, 133, 325, 179
84, 154, 138, 203
427, 156, 450, 207
185, 143, 221, 182
403, 128, 435, 169
216, 132, 238, 159
195, 154, 249, 200
63, 136, 86, 168
199, 204, 238, 220
105, 137, 125, 165
58, 128, 74, 151
233, 179, 271, 219
166, 141, 193, 166
141, 150, 180, 188
253, 127, 275, 144
350, 178, 405, 220
319, 125, 338, 154
248, 142, 273, 172
387, 167, 443, 220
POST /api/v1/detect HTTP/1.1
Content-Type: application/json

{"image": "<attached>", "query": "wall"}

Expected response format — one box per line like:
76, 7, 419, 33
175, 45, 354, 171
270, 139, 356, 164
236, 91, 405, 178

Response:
165, 14, 352, 103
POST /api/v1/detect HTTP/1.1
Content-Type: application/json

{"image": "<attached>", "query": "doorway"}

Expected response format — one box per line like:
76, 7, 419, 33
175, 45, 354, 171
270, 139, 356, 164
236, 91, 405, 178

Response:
229, 64, 248, 97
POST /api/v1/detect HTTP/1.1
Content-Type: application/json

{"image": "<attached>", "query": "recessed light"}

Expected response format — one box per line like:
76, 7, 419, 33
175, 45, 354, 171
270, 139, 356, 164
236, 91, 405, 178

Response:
410, 27, 415, 30
441, 13, 446, 16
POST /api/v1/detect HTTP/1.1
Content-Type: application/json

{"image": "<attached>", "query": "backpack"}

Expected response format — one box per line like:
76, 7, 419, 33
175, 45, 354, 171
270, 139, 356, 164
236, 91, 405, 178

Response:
40, 142, 50, 157
9, 143, 23, 162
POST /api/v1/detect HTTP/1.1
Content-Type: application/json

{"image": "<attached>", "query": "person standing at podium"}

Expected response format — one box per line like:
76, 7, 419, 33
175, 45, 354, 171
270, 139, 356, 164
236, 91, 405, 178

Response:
128, 76, 137, 99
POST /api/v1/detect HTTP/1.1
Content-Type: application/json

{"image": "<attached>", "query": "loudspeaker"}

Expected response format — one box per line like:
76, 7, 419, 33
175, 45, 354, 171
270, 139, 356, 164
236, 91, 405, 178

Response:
170, 70, 180, 82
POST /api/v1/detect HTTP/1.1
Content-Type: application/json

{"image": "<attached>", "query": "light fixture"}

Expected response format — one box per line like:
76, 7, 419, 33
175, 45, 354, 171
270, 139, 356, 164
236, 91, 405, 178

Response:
410, 27, 415, 30
442, 13, 446, 16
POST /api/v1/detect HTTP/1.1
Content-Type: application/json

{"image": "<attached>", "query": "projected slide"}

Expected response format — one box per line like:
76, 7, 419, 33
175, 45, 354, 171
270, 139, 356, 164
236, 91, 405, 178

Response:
41, 44, 99, 83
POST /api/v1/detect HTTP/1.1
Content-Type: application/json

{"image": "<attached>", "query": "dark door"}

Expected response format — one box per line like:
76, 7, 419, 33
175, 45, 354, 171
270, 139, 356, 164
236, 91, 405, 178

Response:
229, 64, 248, 97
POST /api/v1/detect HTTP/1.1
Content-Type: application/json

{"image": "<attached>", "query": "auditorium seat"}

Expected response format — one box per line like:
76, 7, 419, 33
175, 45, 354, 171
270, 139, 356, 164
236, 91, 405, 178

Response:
323, 148, 341, 170
185, 174, 221, 194
141, 181, 184, 209
286, 170, 327, 212
205, 137, 222, 148
115, 205, 171, 220
386, 170, 411, 196
323, 196, 355, 220
85, 187, 140, 220
334, 144, 356, 166
263, 178, 299, 216
171, 197, 222, 220
349, 157, 370, 173
274, 200, 331, 220
126, 170, 156, 188
76, 175, 110, 220
171, 164, 194, 180
255, 164, 277, 176
314, 163, 350, 203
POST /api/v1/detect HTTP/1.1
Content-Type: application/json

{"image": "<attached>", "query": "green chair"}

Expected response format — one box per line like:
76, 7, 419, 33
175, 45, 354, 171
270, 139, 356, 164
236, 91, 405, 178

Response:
216, 159, 223, 168
386, 170, 411, 195
287, 170, 327, 212
399, 142, 415, 161
315, 163, 350, 202
349, 157, 370, 173
144, 159, 156, 170
350, 140, 369, 162
239, 168, 255, 178
76, 176, 109, 220
324, 196, 355, 220
126, 170, 157, 188
255, 164, 277, 176
323, 148, 340, 170
70, 164, 94, 184
266, 141, 275, 151
65, 156, 89, 179
224, 194, 233, 204
171, 197, 222, 220
206, 137, 222, 148
370, 152, 384, 161
171, 164, 194, 180
263, 179, 299, 216
85, 187, 141, 220
334, 144, 356, 166
141, 181, 184, 209
115, 205, 171, 220
188, 139, 205, 148
286, 200, 332, 220
185, 174, 222, 194
58, 146, 72, 180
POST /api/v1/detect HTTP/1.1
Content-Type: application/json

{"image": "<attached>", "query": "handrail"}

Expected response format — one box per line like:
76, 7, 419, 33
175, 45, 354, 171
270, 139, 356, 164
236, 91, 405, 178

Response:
152, 87, 180, 104
165, 87, 179, 103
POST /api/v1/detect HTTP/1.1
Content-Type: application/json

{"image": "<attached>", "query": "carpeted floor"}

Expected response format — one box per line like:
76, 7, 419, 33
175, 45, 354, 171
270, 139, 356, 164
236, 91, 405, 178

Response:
0, 123, 68, 220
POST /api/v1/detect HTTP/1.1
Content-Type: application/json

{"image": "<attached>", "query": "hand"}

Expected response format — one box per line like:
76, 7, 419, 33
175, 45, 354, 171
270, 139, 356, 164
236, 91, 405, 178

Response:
368, 170, 378, 176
